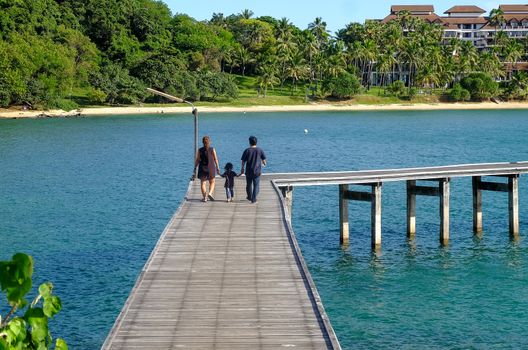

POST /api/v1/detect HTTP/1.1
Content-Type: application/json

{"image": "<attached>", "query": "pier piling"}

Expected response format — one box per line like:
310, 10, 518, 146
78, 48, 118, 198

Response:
509, 175, 519, 236
339, 184, 349, 244
472, 176, 483, 234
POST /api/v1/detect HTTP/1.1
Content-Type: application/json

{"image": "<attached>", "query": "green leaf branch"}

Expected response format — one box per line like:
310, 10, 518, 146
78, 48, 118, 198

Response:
0, 253, 67, 350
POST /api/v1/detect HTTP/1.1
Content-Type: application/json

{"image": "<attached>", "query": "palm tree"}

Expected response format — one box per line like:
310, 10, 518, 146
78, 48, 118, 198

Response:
300, 31, 320, 85
308, 17, 330, 50
234, 46, 253, 76
508, 71, 528, 99
257, 64, 280, 97
489, 8, 505, 46
399, 40, 421, 88
396, 10, 412, 31
377, 53, 395, 90
479, 51, 504, 79
460, 41, 479, 74
286, 52, 309, 95
276, 17, 292, 38
239, 9, 254, 19
503, 40, 524, 79
416, 65, 440, 93
210, 13, 226, 28
360, 39, 378, 88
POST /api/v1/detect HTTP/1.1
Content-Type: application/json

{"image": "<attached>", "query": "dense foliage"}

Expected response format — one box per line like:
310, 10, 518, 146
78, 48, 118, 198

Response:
460, 73, 499, 101
322, 73, 360, 99
0, 253, 66, 350
1, 0, 528, 109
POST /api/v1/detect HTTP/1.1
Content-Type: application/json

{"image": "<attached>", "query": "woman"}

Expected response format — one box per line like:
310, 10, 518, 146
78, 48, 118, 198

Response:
194, 136, 220, 202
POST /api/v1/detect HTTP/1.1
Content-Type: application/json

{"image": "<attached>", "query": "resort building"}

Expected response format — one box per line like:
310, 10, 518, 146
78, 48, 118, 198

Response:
377, 4, 528, 49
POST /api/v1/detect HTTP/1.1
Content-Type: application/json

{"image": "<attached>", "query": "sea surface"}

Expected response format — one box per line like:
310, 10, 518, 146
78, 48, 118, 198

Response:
0, 110, 527, 349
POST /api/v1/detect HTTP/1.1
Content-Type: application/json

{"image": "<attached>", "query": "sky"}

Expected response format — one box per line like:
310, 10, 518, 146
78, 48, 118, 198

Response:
167, 0, 528, 33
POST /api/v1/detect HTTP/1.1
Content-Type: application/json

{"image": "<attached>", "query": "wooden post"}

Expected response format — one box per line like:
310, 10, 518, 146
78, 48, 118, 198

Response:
509, 175, 519, 236
407, 180, 416, 237
371, 183, 382, 248
439, 178, 450, 245
472, 176, 483, 234
339, 184, 349, 245
281, 186, 293, 217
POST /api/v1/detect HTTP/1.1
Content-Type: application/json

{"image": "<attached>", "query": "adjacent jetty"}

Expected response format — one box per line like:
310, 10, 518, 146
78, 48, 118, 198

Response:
104, 161, 527, 349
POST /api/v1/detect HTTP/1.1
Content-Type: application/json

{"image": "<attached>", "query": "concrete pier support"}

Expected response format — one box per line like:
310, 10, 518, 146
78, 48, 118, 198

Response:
471, 174, 520, 237
405, 178, 450, 245
509, 175, 519, 236
472, 176, 483, 234
339, 183, 382, 248
407, 180, 416, 237
439, 178, 450, 245
339, 184, 349, 245
371, 183, 382, 248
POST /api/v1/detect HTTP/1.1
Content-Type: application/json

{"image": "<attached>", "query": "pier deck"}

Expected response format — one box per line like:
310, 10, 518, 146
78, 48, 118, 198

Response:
104, 161, 528, 349
103, 178, 338, 350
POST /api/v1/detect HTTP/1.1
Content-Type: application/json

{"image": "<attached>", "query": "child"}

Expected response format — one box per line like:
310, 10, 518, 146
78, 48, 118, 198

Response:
221, 162, 237, 202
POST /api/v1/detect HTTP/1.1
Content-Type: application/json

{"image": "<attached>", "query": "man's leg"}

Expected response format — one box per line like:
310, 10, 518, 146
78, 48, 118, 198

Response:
246, 176, 253, 201
252, 176, 260, 203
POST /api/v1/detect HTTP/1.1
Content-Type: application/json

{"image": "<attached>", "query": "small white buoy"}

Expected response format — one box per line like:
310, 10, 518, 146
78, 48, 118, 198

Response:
243, 111, 246, 115
304, 129, 309, 134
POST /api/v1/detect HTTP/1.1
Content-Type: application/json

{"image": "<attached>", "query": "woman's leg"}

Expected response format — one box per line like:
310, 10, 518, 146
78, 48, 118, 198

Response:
200, 180, 207, 200
208, 178, 216, 199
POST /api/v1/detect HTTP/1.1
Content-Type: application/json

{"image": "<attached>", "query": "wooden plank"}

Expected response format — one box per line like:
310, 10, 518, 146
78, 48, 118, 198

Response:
103, 178, 339, 350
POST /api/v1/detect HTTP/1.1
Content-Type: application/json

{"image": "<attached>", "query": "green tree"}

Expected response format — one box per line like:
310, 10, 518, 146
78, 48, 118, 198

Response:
322, 72, 360, 99
448, 83, 471, 102
257, 63, 279, 97
460, 72, 499, 101
0, 253, 67, 350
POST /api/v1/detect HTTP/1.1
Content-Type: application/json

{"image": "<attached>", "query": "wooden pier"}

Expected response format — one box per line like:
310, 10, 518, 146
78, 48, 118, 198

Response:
272, 161, 528, 248
104, 161, 527, 349
102, 178, 340, 350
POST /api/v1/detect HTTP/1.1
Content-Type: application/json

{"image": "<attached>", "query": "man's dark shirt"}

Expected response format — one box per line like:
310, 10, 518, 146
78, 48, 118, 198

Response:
241, 147, 266, 178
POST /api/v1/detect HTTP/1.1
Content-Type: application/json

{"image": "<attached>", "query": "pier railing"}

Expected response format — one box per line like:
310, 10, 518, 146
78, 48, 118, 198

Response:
271, 161, 528, 249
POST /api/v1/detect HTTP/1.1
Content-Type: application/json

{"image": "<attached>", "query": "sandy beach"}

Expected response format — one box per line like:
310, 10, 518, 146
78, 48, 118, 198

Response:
2, 101, 528, 118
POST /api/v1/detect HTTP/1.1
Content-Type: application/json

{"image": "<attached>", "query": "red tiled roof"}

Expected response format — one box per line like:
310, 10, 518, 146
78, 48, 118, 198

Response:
391, 5, 435, 14
499, 5, 528, 13
444, 5, 486, 14
382, 13, 443, 24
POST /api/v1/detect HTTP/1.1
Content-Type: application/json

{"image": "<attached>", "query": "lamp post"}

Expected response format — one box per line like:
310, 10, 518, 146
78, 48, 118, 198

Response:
146, 88, 198, 179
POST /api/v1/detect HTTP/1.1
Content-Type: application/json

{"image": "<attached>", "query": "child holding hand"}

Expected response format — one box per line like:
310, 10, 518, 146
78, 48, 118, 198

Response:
221, 162, 237, 202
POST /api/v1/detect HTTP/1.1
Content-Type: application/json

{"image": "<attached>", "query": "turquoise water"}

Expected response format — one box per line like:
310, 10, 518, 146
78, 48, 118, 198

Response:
0, 111, 527, 349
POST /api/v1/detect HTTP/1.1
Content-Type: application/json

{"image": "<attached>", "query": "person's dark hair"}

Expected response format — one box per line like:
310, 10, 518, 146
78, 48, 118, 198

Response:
224, 162, 233, 171
249, 136, 257, 146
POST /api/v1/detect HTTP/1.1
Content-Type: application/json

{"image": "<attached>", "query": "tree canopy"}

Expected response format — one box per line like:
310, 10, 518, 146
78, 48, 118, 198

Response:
0, 1, 525, 109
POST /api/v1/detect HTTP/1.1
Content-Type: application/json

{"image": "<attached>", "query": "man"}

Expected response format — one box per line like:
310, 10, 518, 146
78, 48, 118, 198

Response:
240, 136, 267, 203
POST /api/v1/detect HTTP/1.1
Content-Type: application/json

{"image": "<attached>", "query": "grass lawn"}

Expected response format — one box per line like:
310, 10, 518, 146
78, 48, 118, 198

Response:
68, 75, 444, 109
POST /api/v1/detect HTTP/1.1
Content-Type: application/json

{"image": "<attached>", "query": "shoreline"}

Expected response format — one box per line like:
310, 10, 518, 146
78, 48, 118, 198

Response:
2, 101, 528, 118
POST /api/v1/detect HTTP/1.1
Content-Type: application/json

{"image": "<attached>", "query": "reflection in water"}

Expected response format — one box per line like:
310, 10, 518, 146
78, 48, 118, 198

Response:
369, 249, 385, 279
